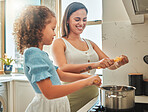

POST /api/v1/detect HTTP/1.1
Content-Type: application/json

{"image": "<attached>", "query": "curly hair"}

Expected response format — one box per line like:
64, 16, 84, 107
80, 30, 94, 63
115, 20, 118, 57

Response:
13, 5, 55, 54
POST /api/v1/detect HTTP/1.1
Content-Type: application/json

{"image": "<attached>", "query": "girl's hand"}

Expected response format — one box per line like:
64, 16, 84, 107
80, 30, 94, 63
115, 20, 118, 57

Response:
85, 75, 102, 87
95, 58, 114, 69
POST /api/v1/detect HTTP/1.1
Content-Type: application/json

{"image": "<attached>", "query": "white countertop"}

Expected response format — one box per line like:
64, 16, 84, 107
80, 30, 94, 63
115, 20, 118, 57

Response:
135, 95, 148, 103
0, 73, 28, 82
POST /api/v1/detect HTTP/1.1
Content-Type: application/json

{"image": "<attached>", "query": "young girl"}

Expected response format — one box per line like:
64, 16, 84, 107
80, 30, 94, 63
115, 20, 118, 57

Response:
13, 6, 102, 112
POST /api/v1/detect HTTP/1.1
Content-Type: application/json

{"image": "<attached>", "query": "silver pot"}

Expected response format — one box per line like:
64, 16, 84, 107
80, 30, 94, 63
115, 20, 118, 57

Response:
100, 85, 136, 110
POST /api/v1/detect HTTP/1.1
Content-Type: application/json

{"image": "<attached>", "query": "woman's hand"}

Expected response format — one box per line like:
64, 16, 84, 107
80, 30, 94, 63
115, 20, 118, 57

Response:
116, 55, 129, 67
85, 75, 102, 87
107, 55, 129, 70
94, 58, 115, 69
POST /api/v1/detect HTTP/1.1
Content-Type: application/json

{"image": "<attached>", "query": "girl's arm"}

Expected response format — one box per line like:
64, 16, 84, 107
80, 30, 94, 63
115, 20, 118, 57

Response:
52, 39, 114, 73
57, 68, 90, 82
37, 75, 101, 99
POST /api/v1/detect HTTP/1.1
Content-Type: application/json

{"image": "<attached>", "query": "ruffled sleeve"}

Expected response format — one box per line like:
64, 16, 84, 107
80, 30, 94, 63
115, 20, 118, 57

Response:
54, 66, 58, 70
24, 48, 53, 83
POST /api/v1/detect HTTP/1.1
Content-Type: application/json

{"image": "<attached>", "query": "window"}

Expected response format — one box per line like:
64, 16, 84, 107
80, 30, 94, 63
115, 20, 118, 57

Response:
5, 0, 41, 72
59, 0, 103, 74
0, 1, 5, 70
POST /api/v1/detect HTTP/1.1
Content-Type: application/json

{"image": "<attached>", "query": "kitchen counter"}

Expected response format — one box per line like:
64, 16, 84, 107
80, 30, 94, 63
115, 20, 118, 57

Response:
77, 96, 99, 112
0, 73, 33, 112
0, 73, 28, 82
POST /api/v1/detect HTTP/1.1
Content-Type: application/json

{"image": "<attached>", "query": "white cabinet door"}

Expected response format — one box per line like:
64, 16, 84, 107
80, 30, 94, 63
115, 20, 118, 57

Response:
13, 81, 35, 112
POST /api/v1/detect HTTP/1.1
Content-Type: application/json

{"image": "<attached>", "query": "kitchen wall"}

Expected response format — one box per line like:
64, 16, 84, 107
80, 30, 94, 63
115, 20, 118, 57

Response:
102, 0, 148, 85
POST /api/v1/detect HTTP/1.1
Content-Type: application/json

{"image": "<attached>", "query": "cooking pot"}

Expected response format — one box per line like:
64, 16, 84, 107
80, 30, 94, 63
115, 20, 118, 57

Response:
100, 85, 136, 110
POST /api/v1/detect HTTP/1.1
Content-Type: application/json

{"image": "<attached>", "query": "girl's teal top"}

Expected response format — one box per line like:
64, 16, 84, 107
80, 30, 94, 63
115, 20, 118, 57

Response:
23, 47, 61, 93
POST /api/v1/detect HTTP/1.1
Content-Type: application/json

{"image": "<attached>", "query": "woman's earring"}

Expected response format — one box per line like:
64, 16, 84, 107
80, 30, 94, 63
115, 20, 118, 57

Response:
67, 23, 69, 26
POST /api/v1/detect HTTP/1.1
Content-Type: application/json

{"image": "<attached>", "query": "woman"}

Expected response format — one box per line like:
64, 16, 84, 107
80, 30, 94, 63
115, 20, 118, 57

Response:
52, 2, 128, 112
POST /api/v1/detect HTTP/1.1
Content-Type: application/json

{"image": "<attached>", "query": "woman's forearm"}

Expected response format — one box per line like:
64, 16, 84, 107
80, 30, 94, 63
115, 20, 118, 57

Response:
59, 63, 97, 73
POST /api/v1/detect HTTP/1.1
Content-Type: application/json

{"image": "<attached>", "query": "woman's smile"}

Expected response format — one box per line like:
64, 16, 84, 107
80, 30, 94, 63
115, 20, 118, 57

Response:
76, 26, 83, 31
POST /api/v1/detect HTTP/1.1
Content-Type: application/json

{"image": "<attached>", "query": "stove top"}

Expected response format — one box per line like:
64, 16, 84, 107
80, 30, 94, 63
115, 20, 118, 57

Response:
88, 100, 148, 112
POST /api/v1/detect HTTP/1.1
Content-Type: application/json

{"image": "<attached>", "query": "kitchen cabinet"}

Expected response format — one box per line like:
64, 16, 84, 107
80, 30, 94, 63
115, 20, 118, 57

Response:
15, 81, 34, 112
0, 74, 35, 112
7, 80, 35, 112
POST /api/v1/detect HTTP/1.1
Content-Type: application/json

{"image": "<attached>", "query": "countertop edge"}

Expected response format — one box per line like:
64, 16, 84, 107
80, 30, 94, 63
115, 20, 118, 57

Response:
0, 73, 28, 82
77, 96, 98, 112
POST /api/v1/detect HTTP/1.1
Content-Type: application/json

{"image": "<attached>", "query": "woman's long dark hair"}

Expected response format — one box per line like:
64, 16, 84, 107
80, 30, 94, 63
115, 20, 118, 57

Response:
61, 2, 88, 37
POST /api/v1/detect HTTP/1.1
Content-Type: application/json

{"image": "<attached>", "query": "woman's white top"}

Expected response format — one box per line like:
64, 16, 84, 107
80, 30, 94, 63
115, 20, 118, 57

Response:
61, 38, 100, 112
62, 38, 99, 75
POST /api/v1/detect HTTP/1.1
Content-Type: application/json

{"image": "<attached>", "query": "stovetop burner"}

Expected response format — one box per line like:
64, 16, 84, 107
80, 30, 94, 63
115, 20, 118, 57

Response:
88, 100, 148, 112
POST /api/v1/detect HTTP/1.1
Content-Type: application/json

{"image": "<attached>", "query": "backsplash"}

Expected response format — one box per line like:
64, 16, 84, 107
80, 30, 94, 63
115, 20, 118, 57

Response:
102, 21, 148, 85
